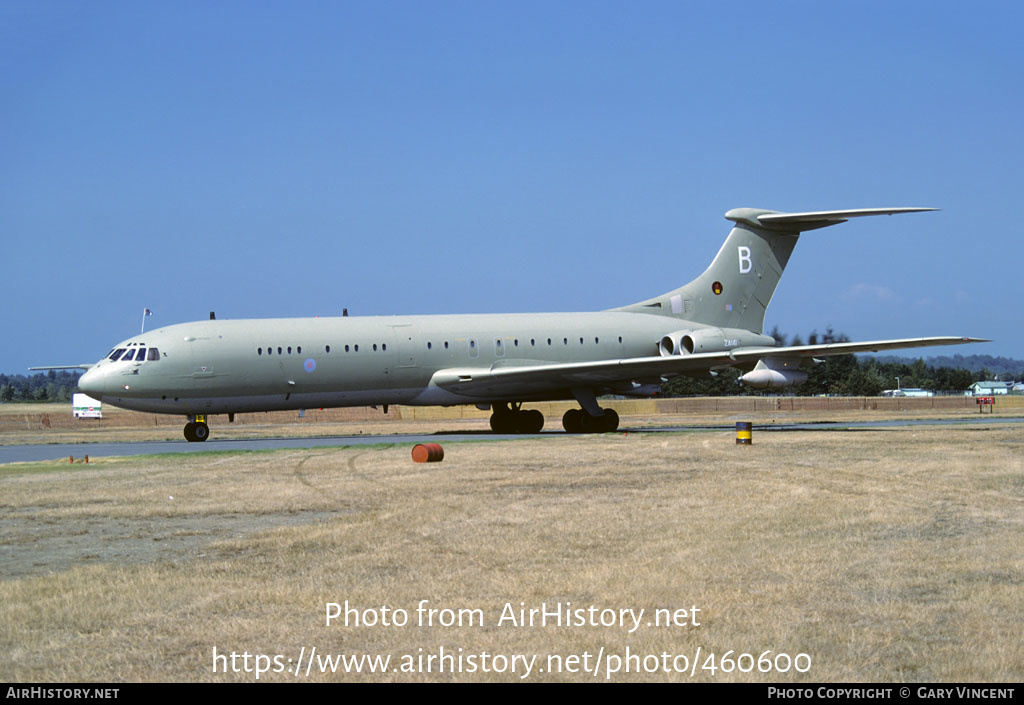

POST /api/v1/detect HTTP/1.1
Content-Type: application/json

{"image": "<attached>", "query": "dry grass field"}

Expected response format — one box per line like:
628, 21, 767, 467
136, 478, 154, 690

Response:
1, 422, 1022, 682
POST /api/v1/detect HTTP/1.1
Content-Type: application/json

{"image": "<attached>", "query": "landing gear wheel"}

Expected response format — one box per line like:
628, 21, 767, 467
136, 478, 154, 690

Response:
601, 408, 619, 432
519, 409, 545, 433
183, 421, 209, 442
490, 412, 513, 433
580, 412, 602, 434
562, 408, 584, 433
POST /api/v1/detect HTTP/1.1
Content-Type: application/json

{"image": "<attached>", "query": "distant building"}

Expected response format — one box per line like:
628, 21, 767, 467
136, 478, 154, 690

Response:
880, 388, 934, 397
968, 381, 1012, 396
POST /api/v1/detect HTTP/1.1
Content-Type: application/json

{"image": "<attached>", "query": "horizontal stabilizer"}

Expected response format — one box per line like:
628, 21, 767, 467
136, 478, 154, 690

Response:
726, 207, 938, 232
29, 364, 94, 371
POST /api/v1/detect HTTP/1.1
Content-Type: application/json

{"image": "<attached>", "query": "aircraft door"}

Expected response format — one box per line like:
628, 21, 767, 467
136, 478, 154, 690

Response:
186, 336, 217, 379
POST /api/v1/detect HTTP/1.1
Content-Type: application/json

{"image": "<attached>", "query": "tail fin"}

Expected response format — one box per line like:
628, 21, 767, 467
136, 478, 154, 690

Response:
614, 207, 936, 334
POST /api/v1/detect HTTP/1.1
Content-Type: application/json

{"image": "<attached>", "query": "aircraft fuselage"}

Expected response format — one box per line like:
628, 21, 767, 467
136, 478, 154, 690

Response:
78, 311, 702, 415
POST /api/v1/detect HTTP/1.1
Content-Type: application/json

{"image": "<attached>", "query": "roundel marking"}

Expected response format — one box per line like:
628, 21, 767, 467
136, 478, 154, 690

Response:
304, 358, 317, 373
712, 281, 723, 295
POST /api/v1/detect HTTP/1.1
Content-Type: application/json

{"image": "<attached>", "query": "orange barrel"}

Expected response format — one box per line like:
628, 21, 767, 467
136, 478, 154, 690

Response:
411, 443, 444, 463
736, 421, 752, 445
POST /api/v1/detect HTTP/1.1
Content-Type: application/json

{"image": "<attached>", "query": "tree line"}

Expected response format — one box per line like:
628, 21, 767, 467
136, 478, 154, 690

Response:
0, 370, 82, 403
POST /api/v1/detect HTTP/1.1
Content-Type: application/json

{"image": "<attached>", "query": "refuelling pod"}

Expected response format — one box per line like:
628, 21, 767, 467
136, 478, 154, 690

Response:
659, 327, 777, 356
740, 358, 808, 389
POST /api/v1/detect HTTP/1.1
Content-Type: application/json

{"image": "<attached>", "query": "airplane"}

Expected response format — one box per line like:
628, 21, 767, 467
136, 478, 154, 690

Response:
35, 207, 986, 442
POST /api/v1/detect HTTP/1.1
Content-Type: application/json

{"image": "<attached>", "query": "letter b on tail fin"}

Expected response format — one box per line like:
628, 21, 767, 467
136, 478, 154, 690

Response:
738, 246, 753, 274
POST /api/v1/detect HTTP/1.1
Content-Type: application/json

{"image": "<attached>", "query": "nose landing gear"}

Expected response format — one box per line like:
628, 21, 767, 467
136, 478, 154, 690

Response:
183, 415, 210, 442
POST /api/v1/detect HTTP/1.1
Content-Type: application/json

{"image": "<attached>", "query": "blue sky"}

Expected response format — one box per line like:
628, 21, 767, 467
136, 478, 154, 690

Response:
2, 1, 1020, 373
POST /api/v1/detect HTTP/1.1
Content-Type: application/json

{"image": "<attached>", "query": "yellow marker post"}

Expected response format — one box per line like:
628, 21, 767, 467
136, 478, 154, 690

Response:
736, 421, 752, 445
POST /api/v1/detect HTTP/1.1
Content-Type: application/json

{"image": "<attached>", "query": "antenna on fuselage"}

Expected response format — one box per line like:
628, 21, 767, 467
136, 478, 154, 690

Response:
141, 308, 153, 334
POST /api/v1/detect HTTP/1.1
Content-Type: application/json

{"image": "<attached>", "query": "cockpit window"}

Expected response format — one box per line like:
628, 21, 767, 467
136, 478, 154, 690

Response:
135, 348, 146, 361
147, 348, 160, 361
109, 348, 126, 361
121, 349, 136, 362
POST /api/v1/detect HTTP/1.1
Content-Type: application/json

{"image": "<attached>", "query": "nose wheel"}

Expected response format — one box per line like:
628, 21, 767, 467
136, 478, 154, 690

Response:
183, 418, 210, 442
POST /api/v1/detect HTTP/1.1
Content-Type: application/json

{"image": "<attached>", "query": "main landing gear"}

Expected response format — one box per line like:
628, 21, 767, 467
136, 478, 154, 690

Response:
183, 415, 209, 442
561, 387, 619, 433
487, 401, 620, 434
489, 402, 545, 433
561, 407, 619, 433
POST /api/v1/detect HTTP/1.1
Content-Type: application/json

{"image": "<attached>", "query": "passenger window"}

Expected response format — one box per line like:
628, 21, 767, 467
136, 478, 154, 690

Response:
148, 348, 160, 361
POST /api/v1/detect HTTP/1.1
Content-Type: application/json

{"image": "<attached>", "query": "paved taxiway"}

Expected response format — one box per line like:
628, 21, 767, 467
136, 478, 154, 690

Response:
2, 416, 1022, 464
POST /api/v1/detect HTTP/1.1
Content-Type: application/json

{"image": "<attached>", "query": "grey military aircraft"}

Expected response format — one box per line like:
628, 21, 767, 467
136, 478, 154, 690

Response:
38, 207, 985, 441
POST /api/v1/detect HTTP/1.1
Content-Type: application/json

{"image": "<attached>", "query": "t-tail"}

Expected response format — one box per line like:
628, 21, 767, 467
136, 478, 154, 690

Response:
613, 207, 938, 337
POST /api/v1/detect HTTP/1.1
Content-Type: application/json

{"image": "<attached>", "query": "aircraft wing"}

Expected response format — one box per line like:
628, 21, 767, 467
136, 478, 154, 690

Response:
430, 336, 987, 398
28, 365, 94, 371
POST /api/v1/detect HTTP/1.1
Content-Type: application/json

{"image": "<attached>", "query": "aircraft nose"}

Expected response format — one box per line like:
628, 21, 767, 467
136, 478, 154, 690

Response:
78, 367, 107, 400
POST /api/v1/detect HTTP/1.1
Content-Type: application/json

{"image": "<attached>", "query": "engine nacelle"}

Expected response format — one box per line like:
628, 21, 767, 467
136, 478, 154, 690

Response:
658, 327, 776, 356
739, 358, 808, 389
